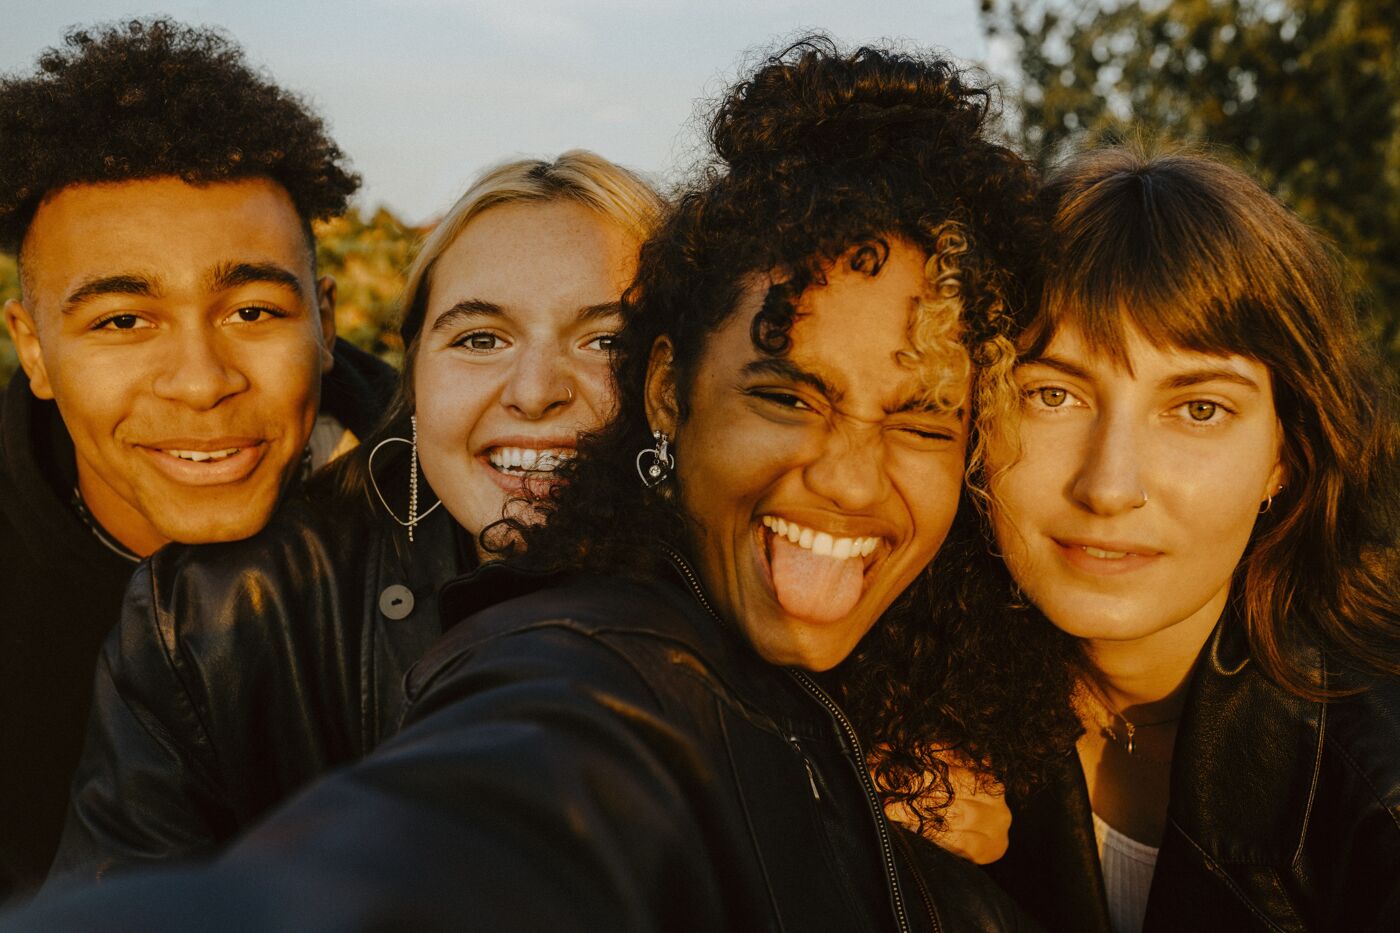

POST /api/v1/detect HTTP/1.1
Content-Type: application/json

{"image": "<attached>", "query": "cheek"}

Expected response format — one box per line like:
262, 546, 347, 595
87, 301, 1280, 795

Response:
574, 359, 619, 426
412, 361, 494, 466
903, 454, 967, 553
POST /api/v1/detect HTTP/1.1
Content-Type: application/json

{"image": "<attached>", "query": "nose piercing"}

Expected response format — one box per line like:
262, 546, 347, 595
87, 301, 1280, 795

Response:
1134, 489, 1148, 509
563, 386, 574, 403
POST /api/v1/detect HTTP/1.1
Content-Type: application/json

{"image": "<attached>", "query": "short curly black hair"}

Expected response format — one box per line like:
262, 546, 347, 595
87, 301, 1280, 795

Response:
0, 17, 359, 255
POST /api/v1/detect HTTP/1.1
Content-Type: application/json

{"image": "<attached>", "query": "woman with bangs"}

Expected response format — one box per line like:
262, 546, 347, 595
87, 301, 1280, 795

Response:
985, 146, 1400, 932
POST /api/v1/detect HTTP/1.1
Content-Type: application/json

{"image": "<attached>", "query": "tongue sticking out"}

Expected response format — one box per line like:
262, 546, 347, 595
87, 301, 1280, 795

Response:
768, 533, 865, 624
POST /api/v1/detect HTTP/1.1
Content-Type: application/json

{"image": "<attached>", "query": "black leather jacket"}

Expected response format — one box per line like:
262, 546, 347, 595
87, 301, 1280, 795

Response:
988, 617, 1400, 932
48, 482, 469, 885
8, 561, 1038, 932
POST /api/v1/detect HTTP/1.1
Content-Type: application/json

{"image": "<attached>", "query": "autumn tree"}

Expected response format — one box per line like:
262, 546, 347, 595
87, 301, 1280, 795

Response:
980, 0, 1400, 356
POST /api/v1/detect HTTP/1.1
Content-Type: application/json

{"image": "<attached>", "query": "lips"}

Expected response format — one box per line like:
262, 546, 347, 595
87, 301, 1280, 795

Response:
137, 438, 268, 486
476, 437, 578, 494
1052, 536, 1163, 575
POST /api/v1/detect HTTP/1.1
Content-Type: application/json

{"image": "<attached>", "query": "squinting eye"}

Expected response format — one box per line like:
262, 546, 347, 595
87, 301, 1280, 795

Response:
1037, 387, 1068, 407
1187, 401, 1218, 421
585, 334, 618, 352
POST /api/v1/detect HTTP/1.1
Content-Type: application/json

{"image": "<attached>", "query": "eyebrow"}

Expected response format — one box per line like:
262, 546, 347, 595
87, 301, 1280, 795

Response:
742, 358, 842, 403
1023, 355, 1261, 392
62, 274, 160, 312
430, 299, 624, 332
207, 261, 305, 297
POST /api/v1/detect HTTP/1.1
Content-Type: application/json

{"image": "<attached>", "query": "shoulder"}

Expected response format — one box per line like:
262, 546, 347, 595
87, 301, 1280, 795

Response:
139, 493, 381, 646
1323, 671, 1400, 816
408, 569, 746, 711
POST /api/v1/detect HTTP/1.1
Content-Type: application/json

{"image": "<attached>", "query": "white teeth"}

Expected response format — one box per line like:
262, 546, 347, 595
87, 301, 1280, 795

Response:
1083, 546, 1129, 559
488, 447, 575, 474
761, 516, 878, 561
166, 448, 239, 463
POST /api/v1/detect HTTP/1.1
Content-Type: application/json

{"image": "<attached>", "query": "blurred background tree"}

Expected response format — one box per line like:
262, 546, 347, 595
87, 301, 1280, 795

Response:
0, 206, 423, 382
980, 0, 1400, 359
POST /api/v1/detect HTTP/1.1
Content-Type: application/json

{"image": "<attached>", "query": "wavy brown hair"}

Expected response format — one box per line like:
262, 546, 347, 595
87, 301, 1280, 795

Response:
507, 37, 1084, 826
1019, 144, 1400, 698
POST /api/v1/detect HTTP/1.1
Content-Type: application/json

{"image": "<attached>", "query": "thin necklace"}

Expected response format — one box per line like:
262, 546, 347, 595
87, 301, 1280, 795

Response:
71, 485, 141, 564
1080, 678, 1180, 756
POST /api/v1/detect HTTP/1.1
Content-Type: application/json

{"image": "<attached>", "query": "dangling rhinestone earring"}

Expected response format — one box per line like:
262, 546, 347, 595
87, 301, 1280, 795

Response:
368, 414, 443, 542
635, 430, 674, 488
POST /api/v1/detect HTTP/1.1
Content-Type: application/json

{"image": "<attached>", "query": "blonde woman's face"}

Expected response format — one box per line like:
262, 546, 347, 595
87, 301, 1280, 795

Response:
988, 324, 1286, 656
412, 200, 639, 545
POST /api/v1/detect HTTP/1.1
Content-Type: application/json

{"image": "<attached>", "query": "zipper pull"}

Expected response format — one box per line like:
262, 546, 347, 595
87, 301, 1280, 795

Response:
788, 736, 821, 801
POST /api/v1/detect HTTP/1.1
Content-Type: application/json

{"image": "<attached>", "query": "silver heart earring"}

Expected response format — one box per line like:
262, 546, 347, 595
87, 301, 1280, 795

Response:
368, 414, 443, 542
635, 430, 674, 488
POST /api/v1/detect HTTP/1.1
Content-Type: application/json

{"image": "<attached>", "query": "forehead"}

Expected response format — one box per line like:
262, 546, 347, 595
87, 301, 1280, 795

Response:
1032, 323, 1271, 385
22, 177, 310, 303
703, 242, 943, 402
429, 201, 636, 308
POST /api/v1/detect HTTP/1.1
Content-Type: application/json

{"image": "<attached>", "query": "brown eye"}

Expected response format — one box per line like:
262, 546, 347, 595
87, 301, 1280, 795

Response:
1187, 401, 1218, 421
1038, 387, 1068, 407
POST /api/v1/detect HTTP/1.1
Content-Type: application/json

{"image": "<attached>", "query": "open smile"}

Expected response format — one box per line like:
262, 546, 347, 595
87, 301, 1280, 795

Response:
753, 514, 888, 625
477, 440, 577, 493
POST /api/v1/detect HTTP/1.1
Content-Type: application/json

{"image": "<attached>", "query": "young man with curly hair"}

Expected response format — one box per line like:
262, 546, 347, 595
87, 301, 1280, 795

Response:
0, 19, 395, 898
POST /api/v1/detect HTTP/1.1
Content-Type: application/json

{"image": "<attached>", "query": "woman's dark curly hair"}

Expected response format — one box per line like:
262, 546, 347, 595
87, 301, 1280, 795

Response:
506, 37, 1084, 829
0, 17, 359, 255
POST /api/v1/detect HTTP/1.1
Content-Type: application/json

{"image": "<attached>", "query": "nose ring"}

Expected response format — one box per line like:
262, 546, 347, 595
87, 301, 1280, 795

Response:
1134, 489, 1148, 509
562, 386, 574, 403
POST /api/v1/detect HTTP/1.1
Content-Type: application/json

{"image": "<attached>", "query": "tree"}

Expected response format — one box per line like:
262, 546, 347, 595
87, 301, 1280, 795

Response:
980, 0, 1400, 357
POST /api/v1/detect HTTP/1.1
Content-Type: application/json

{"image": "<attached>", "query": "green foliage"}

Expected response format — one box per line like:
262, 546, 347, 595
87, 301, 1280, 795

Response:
981, 0, 1400, 357
314, 206, 424, 370
0, 205, 420, 384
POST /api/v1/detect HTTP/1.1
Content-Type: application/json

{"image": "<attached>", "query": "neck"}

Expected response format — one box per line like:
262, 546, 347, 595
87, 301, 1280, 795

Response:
1082, 586, 1228, 717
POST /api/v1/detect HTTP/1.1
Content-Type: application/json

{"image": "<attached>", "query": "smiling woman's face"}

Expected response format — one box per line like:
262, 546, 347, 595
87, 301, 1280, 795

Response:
988, 324, 1286, 655
647, 240, 971, 671
413, 200, 639, 542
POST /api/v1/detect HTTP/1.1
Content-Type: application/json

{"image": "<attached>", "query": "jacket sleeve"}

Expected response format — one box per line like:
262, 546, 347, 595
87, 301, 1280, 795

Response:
9, 620, 736, 933
44, 562, 235, 887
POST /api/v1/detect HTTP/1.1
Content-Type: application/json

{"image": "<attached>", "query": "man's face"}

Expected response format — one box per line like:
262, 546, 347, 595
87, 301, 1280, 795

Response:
5, 176, 336, 555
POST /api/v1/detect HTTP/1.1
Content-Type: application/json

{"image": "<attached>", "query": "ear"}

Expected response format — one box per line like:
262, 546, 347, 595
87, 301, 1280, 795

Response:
1264, 419, 1288, 504
643, 336, 679, 438
5, 299, 54, 399
316, 276, 338, 374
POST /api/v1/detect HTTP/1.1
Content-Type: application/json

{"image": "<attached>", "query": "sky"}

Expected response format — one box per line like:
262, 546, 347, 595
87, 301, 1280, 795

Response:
0, 1, 998, 224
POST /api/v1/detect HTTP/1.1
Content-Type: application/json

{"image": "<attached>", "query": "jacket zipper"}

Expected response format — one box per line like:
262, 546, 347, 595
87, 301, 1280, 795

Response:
663, 546, 911, 932
787, 668, 912, 933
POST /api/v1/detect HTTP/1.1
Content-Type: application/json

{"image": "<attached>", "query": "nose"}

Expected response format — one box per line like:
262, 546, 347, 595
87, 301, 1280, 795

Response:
1070, 410, 1148, 515
499, 344, 573, 420
151, 324, 248, 409
803, 423, 890, 512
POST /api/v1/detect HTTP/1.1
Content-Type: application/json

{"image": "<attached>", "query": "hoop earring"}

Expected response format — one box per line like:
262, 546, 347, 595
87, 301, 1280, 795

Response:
368, 414, 444, 542
635, 430, 674, 488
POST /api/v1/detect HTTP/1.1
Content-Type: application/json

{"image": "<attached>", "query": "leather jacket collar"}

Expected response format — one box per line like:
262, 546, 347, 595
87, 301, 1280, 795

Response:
1166, 617, 1325, 866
